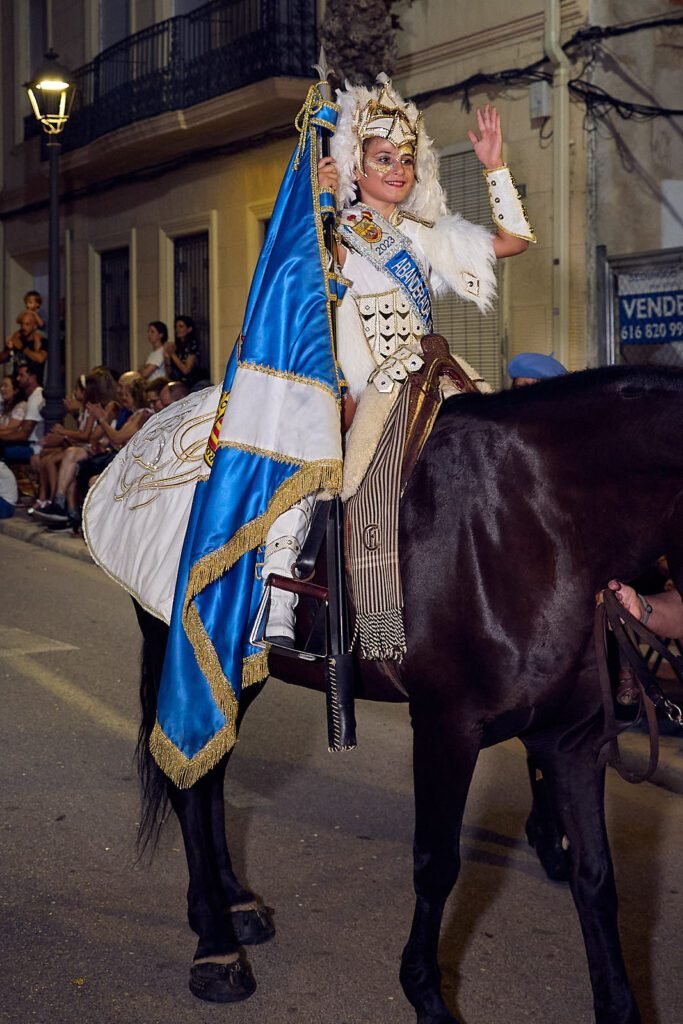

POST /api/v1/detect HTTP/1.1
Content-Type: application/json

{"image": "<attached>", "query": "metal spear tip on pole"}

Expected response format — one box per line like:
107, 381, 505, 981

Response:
313, 46, 336, 100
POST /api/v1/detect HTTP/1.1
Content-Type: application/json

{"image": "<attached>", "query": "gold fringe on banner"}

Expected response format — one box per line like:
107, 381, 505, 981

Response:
150, 457, 342, 788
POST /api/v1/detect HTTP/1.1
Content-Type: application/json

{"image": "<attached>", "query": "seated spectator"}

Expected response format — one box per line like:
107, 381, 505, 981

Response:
0, 459, 18, 517
508, 352, 567, 388
114, 370, 142, 424
1, 313, 47, 381
160, 379, 190, 407
0, 373, 27, 428
140, 322, 169, 380
0, 363, 44, 465
144, 376, 169, 412
34, 374, 150, 531
30, 372, 111, 512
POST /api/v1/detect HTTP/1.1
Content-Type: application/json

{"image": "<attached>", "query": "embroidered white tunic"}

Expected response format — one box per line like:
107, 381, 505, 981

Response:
336, 205, 496, 400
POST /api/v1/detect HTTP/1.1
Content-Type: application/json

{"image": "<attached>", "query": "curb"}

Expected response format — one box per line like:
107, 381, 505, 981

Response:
0, 510, 93, 564
2, 510, 682, 795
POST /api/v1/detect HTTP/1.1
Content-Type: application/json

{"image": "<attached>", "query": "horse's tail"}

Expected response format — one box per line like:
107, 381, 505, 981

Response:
131, 598, 171, 858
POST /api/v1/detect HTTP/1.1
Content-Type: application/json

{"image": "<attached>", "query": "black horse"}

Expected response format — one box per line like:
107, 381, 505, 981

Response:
134, 365, 683, 1023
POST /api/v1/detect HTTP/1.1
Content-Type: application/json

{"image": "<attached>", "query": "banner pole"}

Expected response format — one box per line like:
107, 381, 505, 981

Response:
313, 50, 357, 751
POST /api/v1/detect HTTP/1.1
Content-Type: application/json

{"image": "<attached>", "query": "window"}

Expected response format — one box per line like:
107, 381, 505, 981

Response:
100, 0, 130, 51
174, 232, 210, 378
433, 149, 502, 390
101, 248, 130, 375
28, 0, 47, 73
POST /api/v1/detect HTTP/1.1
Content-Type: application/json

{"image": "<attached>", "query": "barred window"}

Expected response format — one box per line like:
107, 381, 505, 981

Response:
101, 247, 130, 376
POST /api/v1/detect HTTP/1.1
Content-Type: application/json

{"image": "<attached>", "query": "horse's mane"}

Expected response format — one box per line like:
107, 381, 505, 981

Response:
438, 364, 683, 423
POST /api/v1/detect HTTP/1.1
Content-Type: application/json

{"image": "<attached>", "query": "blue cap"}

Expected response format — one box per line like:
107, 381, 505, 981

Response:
507, 352, 567, 380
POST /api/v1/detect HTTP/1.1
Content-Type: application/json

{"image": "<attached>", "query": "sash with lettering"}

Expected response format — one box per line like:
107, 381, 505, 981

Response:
339, 205, 433, 330
151, 86, 344, 788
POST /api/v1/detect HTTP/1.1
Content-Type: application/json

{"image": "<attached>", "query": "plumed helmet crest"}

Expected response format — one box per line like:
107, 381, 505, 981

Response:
330, 73, 447, 221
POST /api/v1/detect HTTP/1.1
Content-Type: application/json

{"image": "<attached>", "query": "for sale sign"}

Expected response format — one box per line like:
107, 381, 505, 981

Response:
618, 267, 683, 344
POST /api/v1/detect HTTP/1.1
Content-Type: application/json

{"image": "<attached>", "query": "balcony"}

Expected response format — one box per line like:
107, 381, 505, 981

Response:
25, 0, 317, 182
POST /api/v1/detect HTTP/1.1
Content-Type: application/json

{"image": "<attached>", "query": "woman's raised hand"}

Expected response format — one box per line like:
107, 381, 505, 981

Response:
467, 104, 503, 170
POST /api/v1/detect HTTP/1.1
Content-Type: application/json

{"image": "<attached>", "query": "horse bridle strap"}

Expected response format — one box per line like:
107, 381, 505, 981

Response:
594, 589, 683, 784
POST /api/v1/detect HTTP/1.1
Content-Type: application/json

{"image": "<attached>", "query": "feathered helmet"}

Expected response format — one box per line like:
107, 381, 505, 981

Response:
330, 73, 447, 221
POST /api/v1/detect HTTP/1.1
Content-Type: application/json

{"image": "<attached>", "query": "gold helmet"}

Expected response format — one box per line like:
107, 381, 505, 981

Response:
352, 82, 421, 175
331, 74, 446, 221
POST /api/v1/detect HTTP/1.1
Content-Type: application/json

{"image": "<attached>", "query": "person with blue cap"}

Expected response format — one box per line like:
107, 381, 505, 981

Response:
508, 351, 567, 387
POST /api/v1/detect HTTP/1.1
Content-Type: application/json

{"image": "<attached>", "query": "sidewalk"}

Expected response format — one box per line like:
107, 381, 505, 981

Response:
2, 507, 682, 795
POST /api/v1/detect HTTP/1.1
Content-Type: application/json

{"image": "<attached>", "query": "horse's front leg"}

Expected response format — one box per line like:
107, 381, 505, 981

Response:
400, 701, 480, 1024
208, 685, 275, 947
168, 760, 256, 1002
531, 739, 642, 1024
167, 680, 271, 1002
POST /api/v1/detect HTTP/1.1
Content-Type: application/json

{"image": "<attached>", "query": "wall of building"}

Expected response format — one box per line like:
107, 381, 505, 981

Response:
0, 0, 310, 384
589, 0, 683, 257
3, 0, 680, 384
3, 131, 296, 382
392, 0, 590, 370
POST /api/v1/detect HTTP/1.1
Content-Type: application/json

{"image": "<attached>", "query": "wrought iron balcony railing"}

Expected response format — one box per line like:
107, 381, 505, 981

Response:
25, 0, 317, 153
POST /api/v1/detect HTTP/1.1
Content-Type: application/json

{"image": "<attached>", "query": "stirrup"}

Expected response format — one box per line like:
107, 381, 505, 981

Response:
250, 574, 328, 661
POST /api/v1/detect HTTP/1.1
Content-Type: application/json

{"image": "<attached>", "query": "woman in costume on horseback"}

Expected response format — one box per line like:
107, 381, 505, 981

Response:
265, 80, 535, 644
85, 76, 534, 646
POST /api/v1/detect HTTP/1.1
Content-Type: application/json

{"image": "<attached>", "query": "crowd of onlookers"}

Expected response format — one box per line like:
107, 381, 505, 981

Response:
0, 296, 212, 531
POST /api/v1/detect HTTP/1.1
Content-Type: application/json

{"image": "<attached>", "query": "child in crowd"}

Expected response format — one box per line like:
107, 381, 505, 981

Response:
21, 291, 46, 338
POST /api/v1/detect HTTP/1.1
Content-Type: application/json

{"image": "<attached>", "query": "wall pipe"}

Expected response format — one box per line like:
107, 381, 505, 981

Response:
544, 0, 571, 368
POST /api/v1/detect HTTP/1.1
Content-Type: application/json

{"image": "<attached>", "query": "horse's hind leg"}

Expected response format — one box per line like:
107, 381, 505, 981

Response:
524, 752, 571, 881
527, 737, 641, 1024
400, 703, 480, 1024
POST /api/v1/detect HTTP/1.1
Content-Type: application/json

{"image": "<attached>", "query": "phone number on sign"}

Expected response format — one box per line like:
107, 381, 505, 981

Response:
621, 321, 683, 342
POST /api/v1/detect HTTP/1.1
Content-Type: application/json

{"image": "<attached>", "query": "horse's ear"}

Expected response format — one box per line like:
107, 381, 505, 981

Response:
618, 386, 645, 400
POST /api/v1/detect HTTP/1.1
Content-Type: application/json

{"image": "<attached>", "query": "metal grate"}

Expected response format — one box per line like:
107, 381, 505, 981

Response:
432, 150, 502, 390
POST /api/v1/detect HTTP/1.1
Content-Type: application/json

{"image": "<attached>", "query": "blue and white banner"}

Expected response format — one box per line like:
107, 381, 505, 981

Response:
150, 86, 344, 788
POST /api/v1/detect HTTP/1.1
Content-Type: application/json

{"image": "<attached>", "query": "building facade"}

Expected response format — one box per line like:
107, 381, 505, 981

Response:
1, 0, 681, 391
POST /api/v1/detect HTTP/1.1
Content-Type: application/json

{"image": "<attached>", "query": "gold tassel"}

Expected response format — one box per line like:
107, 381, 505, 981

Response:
242, 650, 270, 687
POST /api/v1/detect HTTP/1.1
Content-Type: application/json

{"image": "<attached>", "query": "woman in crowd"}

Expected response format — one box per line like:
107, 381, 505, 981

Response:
140, 321, 169, 381
0, 373, 27, 428
164, 315, 201, 386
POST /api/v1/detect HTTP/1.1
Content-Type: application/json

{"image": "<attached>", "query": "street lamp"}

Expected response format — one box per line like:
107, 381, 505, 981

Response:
25, 50, 76, 428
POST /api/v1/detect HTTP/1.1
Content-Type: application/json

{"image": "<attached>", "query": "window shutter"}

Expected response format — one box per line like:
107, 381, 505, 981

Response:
432, 150, 502, 390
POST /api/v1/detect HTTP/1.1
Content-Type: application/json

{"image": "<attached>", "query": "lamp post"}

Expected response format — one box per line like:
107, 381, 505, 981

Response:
25, 50, 76, 429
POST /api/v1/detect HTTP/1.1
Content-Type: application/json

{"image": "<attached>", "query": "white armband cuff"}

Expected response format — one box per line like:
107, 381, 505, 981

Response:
483, 165, 536, 243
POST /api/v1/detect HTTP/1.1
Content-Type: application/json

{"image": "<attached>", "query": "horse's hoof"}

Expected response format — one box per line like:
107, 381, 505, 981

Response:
188, 957, 256, 1003
231, 904, 276, 945
525, 816, 571, 883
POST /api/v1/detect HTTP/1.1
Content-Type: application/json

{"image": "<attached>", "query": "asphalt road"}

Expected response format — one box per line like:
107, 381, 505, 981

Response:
1, 533, 682, 1024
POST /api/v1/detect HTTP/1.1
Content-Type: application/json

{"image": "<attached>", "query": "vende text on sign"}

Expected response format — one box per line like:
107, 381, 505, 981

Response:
619, 289, 683, 343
